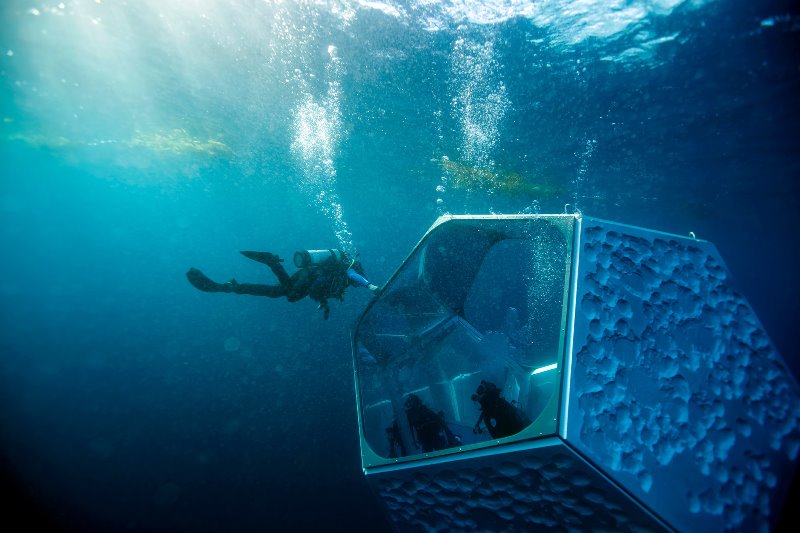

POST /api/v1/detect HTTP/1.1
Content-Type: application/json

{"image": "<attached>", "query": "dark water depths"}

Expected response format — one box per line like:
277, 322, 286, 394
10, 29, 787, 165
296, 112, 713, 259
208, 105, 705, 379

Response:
1, 0, 798, 530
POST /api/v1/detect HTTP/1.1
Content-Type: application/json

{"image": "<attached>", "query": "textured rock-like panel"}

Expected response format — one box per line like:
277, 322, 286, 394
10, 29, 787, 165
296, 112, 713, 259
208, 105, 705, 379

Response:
371, 441, 664, 532
568, 222, 800, 532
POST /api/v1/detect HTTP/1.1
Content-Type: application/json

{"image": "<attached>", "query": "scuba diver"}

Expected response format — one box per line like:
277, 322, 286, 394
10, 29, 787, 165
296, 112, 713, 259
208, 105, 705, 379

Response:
471, 380, 532, 439
403, 394, 462, 453
186, 249, 379, 319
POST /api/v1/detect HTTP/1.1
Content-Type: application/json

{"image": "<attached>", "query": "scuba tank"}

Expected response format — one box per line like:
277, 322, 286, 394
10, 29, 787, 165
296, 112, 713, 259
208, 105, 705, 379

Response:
293, 249, 347, 269
296, 249, 367, 304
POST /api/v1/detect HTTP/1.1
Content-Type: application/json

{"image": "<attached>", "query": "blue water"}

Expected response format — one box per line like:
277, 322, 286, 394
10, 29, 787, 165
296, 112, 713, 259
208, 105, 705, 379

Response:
1, 1, 798, 530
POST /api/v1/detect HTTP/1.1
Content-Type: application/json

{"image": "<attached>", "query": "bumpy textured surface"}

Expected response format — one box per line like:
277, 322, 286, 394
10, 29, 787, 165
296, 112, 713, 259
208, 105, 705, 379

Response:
372, 443, 664, 532
569, 223, 800, 532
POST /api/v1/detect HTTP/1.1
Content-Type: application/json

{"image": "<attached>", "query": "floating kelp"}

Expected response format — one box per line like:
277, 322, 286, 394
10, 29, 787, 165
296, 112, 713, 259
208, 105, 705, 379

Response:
6, 128, 234, 158
7, 132, 73, 149
126, 128, 234, 157
434, 156, 562, 198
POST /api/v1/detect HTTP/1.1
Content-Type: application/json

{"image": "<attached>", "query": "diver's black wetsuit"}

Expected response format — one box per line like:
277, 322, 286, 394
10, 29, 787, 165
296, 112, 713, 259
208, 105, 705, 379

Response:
186, 250, 376, 319
404, 394, 461, 453
471, 380, 531, 439
224, 256, 315, 302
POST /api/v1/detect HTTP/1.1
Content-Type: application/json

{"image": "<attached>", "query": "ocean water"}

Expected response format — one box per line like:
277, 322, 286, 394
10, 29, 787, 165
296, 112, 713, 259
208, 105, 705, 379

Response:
1, 0, 798, 531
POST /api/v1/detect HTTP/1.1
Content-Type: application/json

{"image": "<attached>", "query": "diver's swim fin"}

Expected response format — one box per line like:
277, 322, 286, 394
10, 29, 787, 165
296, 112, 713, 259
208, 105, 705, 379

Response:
240, 251, 283, 266
186, 268, 232, 293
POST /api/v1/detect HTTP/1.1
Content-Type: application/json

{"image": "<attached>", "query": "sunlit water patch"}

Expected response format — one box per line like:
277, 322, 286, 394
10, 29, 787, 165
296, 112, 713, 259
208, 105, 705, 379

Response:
437, 32, 510, 213
450, 34, 509, 169
289, 43, 354, 252
339, 0, 709, 46
573, 138, 597, 211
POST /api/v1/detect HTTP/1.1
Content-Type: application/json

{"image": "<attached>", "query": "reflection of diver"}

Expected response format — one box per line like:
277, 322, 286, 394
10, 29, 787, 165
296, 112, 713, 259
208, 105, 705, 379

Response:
404, 394, 461, 453
186, 249, 378, 319
386, 420, 407, 458
472, 380, 531, 439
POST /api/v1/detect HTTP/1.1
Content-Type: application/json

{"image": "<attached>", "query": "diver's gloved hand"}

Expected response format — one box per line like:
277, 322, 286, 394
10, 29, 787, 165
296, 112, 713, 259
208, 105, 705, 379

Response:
367, 284, 380, 294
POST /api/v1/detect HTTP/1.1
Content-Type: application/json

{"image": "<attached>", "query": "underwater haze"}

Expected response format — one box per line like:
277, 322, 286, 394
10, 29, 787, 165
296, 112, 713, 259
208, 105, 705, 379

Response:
1, 0, 798, 531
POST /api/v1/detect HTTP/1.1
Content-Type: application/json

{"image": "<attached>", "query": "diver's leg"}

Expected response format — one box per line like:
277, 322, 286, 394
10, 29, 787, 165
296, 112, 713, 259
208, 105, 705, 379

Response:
267, 261, 293, 288
186, 268, 289, 297
186, 268, 231, 293
240, 250, 293, 286
286, 269, 312, 302
239, 251, 294, 286
239, 250, 300, 292
240, 251, 282, 266
228, 282, 287, 297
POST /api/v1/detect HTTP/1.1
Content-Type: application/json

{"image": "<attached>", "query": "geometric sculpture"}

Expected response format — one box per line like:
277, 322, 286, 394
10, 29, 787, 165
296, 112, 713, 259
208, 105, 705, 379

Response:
352, 214, 800, 531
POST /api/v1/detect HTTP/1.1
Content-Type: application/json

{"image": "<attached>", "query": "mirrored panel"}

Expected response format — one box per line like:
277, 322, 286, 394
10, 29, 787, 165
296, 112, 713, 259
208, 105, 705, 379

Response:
355, 216, 574, 463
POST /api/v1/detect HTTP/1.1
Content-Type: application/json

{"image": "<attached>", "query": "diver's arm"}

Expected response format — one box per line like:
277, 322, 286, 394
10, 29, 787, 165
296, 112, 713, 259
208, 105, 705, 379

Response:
346, 268, 379, 292
408, 423, 419, 450
473, 413, 485, 434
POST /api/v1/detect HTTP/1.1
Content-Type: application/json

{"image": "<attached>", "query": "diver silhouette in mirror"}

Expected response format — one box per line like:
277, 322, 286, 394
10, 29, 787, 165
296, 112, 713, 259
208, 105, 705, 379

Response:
472, 380, 532, 439
403, 393, 462, 453
186, 249, 379, 319
386, 419, 407, 459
